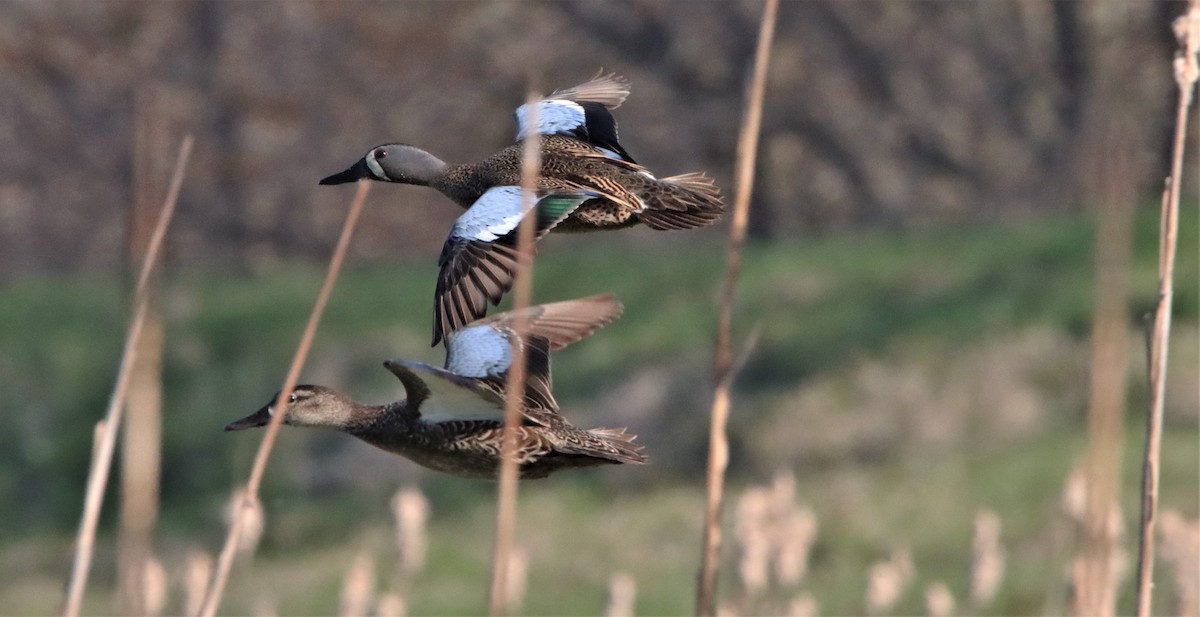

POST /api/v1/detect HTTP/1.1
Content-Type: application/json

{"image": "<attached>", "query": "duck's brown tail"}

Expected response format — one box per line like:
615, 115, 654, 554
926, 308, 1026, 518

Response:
637, 172, 725, 230
582, 427, 648, 465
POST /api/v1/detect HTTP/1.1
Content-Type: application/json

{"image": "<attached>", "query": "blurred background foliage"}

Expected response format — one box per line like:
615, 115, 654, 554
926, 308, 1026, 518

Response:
0, 1, 1197, 615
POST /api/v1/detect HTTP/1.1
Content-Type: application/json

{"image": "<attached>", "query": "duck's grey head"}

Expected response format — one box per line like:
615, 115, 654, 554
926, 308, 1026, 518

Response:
224, 385, 357, 431
319, 144, 447, 186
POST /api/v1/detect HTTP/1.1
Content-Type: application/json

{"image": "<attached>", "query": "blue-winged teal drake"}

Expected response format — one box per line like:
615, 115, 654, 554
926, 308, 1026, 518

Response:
319, 73, 723, 231
224, 294, 646, 479
320, 73, 724, 344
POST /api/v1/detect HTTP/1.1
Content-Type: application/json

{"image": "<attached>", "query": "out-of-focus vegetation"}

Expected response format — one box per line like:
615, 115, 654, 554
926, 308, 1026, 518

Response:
3, 1, 1198, 614
1, 204, 1195, 615
0, 2, 1187, 277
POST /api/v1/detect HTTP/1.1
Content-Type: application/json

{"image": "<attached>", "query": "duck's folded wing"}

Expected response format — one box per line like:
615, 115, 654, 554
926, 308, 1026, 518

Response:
514, 72, 635, 163
383, 359, 505, 423
432, 188, 589, 346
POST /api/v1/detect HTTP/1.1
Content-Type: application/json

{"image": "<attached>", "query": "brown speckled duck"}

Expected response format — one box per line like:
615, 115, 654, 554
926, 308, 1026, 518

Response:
319, 73, 724, 345
224, 294, 646, 479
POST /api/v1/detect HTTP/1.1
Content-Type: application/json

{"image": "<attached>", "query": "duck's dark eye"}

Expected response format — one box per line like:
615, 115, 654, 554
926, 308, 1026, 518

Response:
289, 392, 298, 403
373, 148, 387, 159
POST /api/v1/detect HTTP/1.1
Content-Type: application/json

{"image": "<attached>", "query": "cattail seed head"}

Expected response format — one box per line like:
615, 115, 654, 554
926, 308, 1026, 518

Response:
605, 572, 636, 617
969, 509, 1005, 606
339, 551, 375, 617
391, 487, 430, 577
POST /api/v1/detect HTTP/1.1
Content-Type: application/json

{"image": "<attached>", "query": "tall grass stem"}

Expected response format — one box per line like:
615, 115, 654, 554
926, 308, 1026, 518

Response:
197, 180, 370, 616
696, 0, 777, 614
1135, 2, 1199, 614
61, 135, 193, 617
488, 88, 541, 617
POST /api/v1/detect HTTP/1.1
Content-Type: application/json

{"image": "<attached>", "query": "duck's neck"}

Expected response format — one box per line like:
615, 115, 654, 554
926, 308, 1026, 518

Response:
430, 163, 488, 209
343, 400, 417, 436
385, 146, 449, 187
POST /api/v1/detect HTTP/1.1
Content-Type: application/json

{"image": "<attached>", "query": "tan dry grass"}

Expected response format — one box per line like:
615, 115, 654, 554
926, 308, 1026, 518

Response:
697, 0, 779, 612
198, 179, 371, 616
61, 135, 193, 617
1136, 2, 1200, 613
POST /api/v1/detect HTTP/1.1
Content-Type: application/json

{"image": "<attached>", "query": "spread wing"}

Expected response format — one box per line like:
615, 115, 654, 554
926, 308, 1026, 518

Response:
442, 294, 624, 413
432, 187, 590, 346
514, 72, 636, 163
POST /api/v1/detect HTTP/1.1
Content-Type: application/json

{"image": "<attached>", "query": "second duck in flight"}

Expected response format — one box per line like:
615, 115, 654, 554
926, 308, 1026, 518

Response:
225, 294, 646, 479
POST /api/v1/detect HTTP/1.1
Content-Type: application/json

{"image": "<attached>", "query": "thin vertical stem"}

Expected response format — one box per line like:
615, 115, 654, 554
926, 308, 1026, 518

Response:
1135, 3, 1199, 615
61, 135, 193, 617
198, 180, 371, 617
696, 1, 778, 615
489, 89, 541, 617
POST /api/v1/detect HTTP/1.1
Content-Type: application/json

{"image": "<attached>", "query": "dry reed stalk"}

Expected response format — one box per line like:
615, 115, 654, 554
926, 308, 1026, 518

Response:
605, 572, 637, 617
1075, 84, 1138, 617
61, 135, 193, 617
197, 180, 371, 617
119, 94, 167, 616
924, 582, 955, 617
183, 550, 213, 617
1136, 3, 1200, 615
391, 487, 430, 578
488, 89, 540, 617
696, 0, 778, 613
969, 510, 1005, 607
339, 551, 376, 617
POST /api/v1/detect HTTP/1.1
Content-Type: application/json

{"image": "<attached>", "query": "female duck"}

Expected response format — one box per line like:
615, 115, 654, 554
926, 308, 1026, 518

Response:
224, 294, 646, 479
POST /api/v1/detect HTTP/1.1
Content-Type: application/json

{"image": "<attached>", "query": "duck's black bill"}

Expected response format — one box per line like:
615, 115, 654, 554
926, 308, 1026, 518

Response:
224, 405, 272, 431
319, 159, 369, 185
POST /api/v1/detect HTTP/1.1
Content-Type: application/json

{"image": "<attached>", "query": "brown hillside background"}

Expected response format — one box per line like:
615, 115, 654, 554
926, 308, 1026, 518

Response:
0, 1, 1189, 277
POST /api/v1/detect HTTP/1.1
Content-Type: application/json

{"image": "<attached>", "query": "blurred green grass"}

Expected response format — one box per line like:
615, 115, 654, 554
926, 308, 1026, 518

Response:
0, 204, 1196, 615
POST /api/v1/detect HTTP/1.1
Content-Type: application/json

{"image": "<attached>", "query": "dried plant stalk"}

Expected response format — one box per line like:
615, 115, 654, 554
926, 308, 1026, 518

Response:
1136, 2, 1200, 615
61, 135, 193, 617
488, 89, 541, 617
119, 95, 167, 616
198, 180, 371, 617
696, 1, 778, 614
